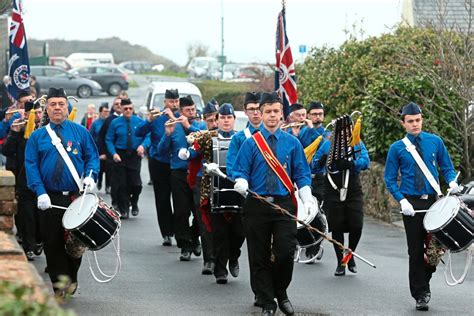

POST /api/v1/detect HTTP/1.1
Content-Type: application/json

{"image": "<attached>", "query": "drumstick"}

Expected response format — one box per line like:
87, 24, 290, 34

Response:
51, 204, 68, 210
436, 171, 461, 214
78, 170, 93, 215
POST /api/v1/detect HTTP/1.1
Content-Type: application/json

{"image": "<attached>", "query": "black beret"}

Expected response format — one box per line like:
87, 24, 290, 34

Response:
203, 101, 218, 116
259, 92, 281, 106
165, 89, 179, 99
289, 103, 305, 113
24, 101, 40, 112
17, 89, 31, 100
244, 92, 260, 105
46, 87, 67, 100
218, 103, 235, 116
121, 98, 132, 106
308, 101, 324, 111
179, 95, 194, 108
401, 102, 422, 116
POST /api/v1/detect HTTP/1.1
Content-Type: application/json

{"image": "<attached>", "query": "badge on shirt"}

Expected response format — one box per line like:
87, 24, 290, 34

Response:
66, 140, 72, 152
72, 148, 78, 155
283, 162, 288, 169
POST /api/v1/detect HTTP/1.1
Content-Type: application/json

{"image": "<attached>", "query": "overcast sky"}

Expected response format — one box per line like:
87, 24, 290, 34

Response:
23, 0, 402, 66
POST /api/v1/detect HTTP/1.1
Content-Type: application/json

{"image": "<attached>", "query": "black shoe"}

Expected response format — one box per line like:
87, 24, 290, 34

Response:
416, 296, 429, 311
179, 251, 191, 261
192, 243, 202, 257
162, 236, 172, 246
202, 261, 215, 275
278, 299, 295, 315
254, 296, 264, 308
262, 308, 275, 316
131, 205, 139, 216
334, 264, 346, 276
348, 258, 357, 273
26, 251, 35, 261
215, 275, 228, 284
229, 260, 239, 277
34, 243, 43, 256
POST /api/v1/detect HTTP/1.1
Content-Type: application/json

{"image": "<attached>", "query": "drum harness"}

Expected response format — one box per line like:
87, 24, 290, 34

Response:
46, 124, 122, 283
404, 138, 473, 286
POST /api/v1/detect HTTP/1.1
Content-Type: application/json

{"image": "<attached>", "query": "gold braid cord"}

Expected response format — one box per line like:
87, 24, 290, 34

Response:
197, 132, 214, 203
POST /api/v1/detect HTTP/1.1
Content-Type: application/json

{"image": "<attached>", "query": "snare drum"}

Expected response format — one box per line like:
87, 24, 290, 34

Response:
423, 196, 473, 253
210, 137, 243, 213
62, 193, 121, 251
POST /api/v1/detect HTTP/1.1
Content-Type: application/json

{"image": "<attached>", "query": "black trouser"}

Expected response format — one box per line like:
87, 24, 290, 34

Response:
106, 158, 119, 206
170, 169, 199, 251
40, 192, 82, 290
403, 195, 437, 300
212, 212, 245, 277
97, 159, 109, 189
149, 159, 174, 238
192, 177, 214, 262
16, 189, 39, 252
242, 196, 297, 310
311, 174, 325, 204
115, 150, 142, 215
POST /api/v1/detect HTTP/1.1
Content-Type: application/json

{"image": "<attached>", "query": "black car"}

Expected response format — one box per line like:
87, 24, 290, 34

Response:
69, 65, 129, 96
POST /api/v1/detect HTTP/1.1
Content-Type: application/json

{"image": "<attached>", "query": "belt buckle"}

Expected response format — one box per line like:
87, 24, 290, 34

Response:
265, 196, 274, 203
62, 191, 69, 196
420, 194, 428, 200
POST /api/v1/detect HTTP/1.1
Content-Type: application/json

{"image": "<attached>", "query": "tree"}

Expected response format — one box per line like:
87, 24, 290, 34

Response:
185, 42, 209, 67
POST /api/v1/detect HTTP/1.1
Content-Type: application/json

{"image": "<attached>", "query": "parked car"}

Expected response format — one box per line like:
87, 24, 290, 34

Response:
69, 65, 129, 96
30, 66, 102, 98
143, 81, 204, 112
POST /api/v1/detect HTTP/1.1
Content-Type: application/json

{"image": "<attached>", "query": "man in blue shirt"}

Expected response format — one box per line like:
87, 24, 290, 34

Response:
25, 87, 99, 298
106, 98, 146, 219
285, 103, 318, 148
136, 89, 179, 246
384, 102, 459, 311
89, 104, 110, 191
232, 92, 313, 316
159, 95, 204, 261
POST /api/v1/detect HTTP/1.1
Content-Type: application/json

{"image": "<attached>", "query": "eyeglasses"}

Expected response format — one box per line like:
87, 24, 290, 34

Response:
122, 107, 133, 111
309, 112, 324, 116
246, 108, 260, 113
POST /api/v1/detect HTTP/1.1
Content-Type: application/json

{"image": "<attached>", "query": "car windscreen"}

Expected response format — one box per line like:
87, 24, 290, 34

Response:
151, 94, 203, 111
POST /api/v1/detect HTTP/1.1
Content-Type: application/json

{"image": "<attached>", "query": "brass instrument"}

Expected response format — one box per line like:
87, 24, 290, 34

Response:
5, 109, 19, 115
11, 119, 26, 127
165, 116, 199, 126
280, 121, 307, 130
186, 130, 219, 145
150, 109, 165, 117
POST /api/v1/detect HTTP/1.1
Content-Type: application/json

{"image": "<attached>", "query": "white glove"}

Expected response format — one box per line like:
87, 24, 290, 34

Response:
178, 148, 190, 160
234, 178, 248, 196
204, 162, 220, 175
449, 181, 461, 194
400, 198, 415, 216
37, 194, 51, 210
83, 176, 96, 191
299, 185, 319, 215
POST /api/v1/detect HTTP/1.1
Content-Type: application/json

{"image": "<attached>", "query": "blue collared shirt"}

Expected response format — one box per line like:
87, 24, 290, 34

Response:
311, 140, 370, 175
233, 127, 311, 195
287, 126, 319, 148
384, 131, 456, 202
313, 124, 331, 139
0, 112, 21, 138
135, 115, 170, 163
105, 115, 145, 155
226, 124, 260, 179
25, 120, 100, 196
89, 117, 105, 145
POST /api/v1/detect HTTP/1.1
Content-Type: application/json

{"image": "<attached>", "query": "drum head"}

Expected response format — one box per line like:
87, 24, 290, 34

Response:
63, 193, 98, 230
297, 195, 318, 229
424, 196, 459, 231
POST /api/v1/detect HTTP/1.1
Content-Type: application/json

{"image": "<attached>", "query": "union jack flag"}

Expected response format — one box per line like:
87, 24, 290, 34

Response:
275, 6, 297, 119
8, 0, 30, 99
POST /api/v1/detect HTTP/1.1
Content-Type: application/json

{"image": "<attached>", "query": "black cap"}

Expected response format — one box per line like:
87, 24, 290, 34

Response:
289, 103, 305, 113
202, 101, 218, 116
17, 89, 31, 100
308, 101, 324, 111
24, 101, 40, 112
259, 92, 281, 106
165, 89, 179, 99
244, 92, 260, 105
121, 98, 132, 106
218, 103, 235, 116
46, 87, 67, 100
400, 102, 422, 116
179, 95, 194, 108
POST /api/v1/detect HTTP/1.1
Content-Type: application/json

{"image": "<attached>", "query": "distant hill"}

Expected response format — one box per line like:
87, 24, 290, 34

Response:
28, 37, 181, 71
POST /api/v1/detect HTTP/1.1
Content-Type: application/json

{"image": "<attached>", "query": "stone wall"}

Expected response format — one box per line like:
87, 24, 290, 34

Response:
360, 161, 401, 223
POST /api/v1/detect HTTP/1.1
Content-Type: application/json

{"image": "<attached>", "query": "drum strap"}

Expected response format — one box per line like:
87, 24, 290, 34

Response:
253, 131, 297, 208
244, 128, 252, 139
45, 124, 83, 191
402, 137, 442, 195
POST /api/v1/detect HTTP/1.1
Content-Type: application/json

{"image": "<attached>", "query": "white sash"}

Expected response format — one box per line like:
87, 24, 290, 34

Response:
45, 124, 83, 191
402, 136, 442, 195
244, 127, 252, 139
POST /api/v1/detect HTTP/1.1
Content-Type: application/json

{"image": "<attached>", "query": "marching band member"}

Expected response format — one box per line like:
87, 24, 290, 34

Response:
384, 102, 458, 311
312, 128, 370, 276
105, 98, 145, 219
233, 92, 313, 316
158, 95, 203, 261
25, 87, 99, 299
307, 101, 330, 139
89, 104, 110, 191
2, 101, 43, 261
285, 103, 318, 148
136, 89, 179, 246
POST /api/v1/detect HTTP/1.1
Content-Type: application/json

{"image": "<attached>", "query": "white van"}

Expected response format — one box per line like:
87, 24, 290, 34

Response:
67, 53, 115, 68
187, 57, 217, 78
143, 81, 204, 112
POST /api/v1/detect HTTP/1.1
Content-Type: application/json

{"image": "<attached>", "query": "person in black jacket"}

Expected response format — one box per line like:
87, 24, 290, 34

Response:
2, 101, 43, 260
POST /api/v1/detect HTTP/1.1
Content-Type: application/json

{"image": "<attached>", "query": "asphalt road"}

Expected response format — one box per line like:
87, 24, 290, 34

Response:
31, 79, 473, 315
